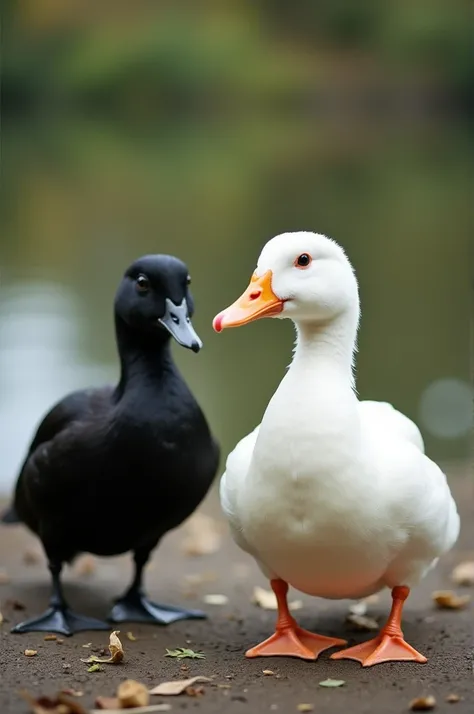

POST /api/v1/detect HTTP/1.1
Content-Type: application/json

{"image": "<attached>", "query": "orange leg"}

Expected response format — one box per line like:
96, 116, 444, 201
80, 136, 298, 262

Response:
331, 586, 427, 667
246, 579, 347, 660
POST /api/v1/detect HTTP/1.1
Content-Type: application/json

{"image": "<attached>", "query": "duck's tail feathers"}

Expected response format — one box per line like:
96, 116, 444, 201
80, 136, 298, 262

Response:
1, 505, 21, 524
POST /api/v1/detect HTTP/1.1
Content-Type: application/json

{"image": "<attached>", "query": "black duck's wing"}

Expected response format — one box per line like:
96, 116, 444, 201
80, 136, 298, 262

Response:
7, 386, 114, 527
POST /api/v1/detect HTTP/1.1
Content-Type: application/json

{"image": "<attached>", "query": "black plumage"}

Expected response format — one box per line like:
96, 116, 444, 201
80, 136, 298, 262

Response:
3, 255, 219, 635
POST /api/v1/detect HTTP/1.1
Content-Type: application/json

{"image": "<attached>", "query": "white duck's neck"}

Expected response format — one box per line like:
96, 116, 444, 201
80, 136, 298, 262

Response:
290, 307, 359, 388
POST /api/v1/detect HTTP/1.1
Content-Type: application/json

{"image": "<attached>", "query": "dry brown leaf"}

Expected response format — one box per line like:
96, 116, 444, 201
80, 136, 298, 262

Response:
446, 692, 462, 704
262, 669, 274, 676
126, 631, 137, 641
150, 676, 212, 696
297, 705, 314, 712
118, 680, 150, 708
409, 695, 436, 711
181, 513, 222, 556
20, 691, 88, 714
446, 694, 462, 704
252, 586, 302, 611
74, 554, 96, 576
345, 613, 379, 631
0, 568, 11, 584
203, 594, 228, 605
451, 561, 474, 586
44, 634, 57, 641
81, 631, 124, 664
24, 649, 38, 657
432, 590, 471, 610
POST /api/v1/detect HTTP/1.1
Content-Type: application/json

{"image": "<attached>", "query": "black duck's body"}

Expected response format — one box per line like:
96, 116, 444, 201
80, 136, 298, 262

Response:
5, 254, 219, 634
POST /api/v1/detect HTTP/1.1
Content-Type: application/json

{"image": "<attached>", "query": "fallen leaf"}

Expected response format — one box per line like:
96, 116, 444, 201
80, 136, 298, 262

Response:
82, 631, 124, 664
95, 697, 120, 710
44, 634, 57, 641
165, 647, 205, 660
203, 594, 228, 605
0, 568, 11, 584
181, 513, 222, 556
23, 548, 42, 565
24, 649, 37, 657
262, 669, 274, 676
20, 691, 88, 714
88, 664, 102, 673
318, 679, 345, 688
297, 705, 314, 712
432, 590, 471, 610
451, 561, 474, 586
150, 676, 212, 696
252, 586, 302, 611
118, 680, 150, 708
126, 631, 137, 641
345, 613, 379, 631
74, 555, 96, 576
409, 695, 436, 711
446, 694, 462, 703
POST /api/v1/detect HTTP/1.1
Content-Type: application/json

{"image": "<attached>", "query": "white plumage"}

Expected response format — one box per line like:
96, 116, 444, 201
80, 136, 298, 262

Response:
216, 231, 459, 664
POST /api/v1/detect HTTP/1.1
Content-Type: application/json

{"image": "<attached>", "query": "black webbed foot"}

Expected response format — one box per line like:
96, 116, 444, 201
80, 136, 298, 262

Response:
108, 591, 206, 625
12, 606, 110, 636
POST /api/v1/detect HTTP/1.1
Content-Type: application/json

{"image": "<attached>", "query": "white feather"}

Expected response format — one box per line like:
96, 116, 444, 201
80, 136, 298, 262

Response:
220, 231, 459, 601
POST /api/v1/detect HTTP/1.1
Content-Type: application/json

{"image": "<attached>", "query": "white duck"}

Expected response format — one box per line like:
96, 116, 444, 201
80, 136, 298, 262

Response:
213, 232, 459, 667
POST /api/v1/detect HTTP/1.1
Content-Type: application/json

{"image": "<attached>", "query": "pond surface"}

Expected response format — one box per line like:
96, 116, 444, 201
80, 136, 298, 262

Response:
0, 116, 471, 492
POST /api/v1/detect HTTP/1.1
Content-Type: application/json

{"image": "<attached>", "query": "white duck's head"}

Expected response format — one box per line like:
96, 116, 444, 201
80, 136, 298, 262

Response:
213, 232, 359, 333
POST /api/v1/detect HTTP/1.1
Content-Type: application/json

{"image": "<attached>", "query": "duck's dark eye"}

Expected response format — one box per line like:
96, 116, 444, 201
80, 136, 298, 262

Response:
136, 274, 150, 293
186, 275, 191, 286
295, 253, 312, 268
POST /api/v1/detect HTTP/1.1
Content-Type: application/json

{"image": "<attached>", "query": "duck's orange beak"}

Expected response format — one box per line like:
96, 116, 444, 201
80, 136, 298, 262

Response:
213, 270, 284, 332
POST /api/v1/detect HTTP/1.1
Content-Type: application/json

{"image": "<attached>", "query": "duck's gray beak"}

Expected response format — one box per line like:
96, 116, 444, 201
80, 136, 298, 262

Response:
159, 298, 203, 353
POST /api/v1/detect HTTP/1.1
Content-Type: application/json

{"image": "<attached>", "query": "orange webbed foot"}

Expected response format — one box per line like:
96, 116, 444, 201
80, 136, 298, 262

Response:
331, 633, 427, 667
246, 626, 347, 660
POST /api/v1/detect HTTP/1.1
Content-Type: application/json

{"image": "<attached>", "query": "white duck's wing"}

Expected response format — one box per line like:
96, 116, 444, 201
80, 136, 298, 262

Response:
359, 400, 424, 452
384, 450, 460, 586
220, 425, 260, 555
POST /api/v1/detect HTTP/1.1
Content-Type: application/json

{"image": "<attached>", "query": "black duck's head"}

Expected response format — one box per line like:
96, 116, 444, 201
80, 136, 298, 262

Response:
115, 255, 202, 353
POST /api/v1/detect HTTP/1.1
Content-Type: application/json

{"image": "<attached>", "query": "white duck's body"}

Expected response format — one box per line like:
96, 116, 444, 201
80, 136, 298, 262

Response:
218, 232, 459, 608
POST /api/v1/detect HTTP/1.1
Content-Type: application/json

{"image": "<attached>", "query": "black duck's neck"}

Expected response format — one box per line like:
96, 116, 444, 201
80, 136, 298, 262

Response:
114, 315, 176, 398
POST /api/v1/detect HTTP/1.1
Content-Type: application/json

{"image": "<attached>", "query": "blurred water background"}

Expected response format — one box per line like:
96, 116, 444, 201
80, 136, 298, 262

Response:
1, 1, 472, 492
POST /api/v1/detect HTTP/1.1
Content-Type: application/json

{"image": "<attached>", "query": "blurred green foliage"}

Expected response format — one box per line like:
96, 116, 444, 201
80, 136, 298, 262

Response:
3, 0, 471, 115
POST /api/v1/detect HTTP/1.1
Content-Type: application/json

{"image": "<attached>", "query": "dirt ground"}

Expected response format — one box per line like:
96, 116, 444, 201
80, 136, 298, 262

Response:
0, 462, 472, 714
